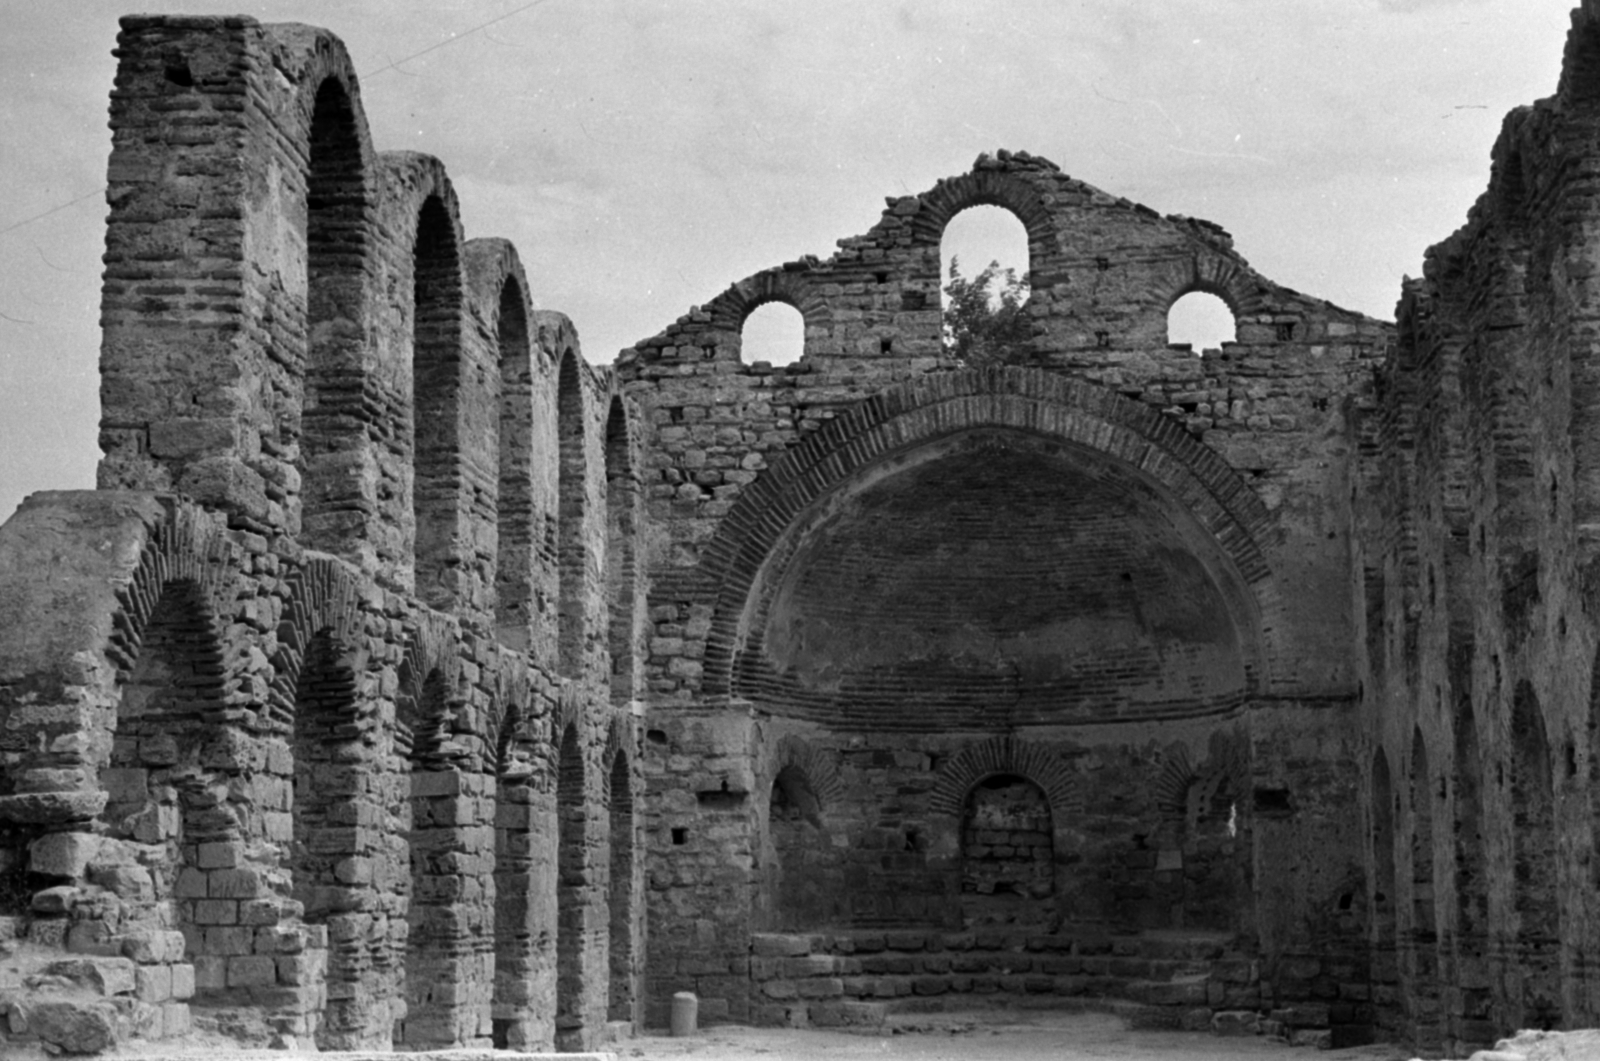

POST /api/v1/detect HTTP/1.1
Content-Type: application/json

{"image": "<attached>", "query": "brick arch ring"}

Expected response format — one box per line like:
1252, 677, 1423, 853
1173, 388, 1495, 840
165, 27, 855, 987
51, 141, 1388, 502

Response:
602, 709, 636, 773
696, 365, 1285, 696
704, 267, 828, 358
395, 609, 464, 761
487, 663, 536, 777
269, 554, 370, 726
760, 734, 845, 814
927, 736, 1082, 821
1151, 251, 1277, 321
602, 710, 639, 811
905, 168, 1054, 260
106, 497, 242, 728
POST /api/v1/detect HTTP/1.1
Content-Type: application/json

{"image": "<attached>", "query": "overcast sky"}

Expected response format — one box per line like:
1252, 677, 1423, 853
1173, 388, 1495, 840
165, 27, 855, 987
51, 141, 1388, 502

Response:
0, 0, 1579, 521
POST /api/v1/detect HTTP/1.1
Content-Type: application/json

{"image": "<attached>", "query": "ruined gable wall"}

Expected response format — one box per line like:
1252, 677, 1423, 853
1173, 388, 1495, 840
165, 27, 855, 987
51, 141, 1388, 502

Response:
620, 152, 1389, 706
624, 153, 1390, 1028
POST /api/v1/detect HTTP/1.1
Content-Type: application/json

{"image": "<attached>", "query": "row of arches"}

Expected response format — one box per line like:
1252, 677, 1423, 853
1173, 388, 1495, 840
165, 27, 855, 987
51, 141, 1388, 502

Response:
98, 569, 640, 1050
0, 488, 640, 1052
755, 735, 1250, 936
1368, 682, 1568, 1050
97, 26, 646, 688
619, 157, 1290, 373
737, 200, 1235, 366
303, 76, 642, 680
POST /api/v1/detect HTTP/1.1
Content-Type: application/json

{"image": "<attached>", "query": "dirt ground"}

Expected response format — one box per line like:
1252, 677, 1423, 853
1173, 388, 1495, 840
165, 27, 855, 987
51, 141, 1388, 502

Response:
617, 1012, 1415, 1061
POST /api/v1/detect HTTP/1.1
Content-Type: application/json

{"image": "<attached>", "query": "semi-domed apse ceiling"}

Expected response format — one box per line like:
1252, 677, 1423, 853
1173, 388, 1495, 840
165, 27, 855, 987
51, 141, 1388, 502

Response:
733, 430, 1258, 730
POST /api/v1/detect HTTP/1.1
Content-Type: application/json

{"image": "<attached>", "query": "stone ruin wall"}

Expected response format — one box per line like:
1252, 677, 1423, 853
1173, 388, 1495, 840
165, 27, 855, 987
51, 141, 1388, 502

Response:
1356, 1, 1600, 1055
0, 16, 645, 1056
617, 151, 1391, 1036
10, 6, 1600, 1060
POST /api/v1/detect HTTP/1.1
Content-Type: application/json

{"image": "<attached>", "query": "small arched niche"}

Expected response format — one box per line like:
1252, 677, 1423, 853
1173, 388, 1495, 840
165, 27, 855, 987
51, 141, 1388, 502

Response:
1167, 290, 1236, 353
762, 764, 833, 930
960, 773, 1054, 929
940, 205, 1030, 364
741, 301, 804, 367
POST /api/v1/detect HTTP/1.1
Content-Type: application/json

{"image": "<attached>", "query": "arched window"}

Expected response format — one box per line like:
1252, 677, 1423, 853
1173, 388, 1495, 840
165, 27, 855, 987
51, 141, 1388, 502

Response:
940, 205, 1029, 364
1167, 290, 1235, 352
740, 301, 804, 367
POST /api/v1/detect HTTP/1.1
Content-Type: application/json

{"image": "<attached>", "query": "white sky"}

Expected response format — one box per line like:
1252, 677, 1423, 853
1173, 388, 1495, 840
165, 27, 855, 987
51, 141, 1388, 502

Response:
0, 0, 1579, 521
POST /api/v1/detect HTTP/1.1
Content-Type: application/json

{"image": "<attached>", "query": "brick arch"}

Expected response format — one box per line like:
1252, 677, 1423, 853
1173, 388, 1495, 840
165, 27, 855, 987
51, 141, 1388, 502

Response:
907, 166, 1054, 258
928, 736, 1081, 820
704, 268, 827, 363
602, 709, 635, 775
552, 684, 586, 753
1154, 744, 1195, 821
105, 498, 239, 685
396, 611, 461, 761
556, 342, 592, 678
467, 238, 542, 651
486, 662, 535, 777
465, 237, 533, 337
378, 152, 470, 610
261, 24, 377, 167
85, 504, 245, 826
606, 393, 646, 705
1153, 255, 1271, 321
269, 555, 368, 728
763, 735, 844, 814
268, 23, 381, 560
698, 366, 1282, 696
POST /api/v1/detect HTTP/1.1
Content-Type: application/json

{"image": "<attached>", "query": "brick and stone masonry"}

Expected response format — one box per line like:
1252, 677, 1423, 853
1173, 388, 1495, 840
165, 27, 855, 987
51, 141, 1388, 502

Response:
0, 16, 643, 1055
5, 7, 1600, 1059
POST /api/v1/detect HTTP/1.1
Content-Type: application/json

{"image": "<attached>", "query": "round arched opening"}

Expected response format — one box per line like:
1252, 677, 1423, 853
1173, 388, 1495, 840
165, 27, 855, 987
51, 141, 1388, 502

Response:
940, 205, 1030, 364
1167, 290, 1235, 353
741, 301, 804, 367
